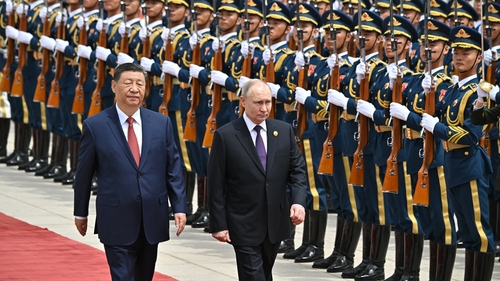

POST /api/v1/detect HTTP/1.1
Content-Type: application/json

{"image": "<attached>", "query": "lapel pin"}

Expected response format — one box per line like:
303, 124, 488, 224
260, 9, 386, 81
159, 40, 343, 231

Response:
273, 131, 278, 137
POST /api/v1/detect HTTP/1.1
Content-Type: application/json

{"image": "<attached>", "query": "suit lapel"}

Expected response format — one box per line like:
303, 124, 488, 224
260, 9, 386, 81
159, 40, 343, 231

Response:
266, 120, 277, 172
106, 107, 139, 170
234, 118, 266, 175
139, 108, 151, 171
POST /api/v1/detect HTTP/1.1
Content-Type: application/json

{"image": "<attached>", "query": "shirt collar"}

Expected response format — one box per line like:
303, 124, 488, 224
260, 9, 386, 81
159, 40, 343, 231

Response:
148, 20, 162, 29
221, 32, 237, 42
458, 75, 476, 88
366, 52, 378, 60
271, 41, 287, 51
69, 8, 82, 18
30, 0, 44, 9
84, 9, 99, 18
48, 3, 60, 12
127, 18, 140, 26
243, 112, 267, 133
198, 28, 210, 35
431, 66, 444, 76
106, 13, 123, 23
116, 104, 142, 126
171, 24, 185, 33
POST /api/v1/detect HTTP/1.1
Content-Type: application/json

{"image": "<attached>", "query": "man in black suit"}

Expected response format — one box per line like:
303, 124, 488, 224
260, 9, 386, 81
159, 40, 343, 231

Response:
207, 79, 308, 280
73, 63, 187, 280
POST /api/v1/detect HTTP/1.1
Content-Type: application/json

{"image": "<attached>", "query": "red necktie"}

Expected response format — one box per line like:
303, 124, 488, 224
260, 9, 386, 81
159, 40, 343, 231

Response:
126, 117, 140, 166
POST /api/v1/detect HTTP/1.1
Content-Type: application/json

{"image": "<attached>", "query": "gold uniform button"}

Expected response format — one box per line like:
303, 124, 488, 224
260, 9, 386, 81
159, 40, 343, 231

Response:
464, 151, 469, 156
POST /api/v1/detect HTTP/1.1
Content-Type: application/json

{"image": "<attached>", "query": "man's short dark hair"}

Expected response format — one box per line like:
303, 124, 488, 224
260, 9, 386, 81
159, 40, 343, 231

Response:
113, 63, 147, 82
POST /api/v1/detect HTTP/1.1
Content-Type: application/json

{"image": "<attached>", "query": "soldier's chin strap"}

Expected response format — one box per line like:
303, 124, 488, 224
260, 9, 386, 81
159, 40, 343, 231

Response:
431, 42, 446, 65
337, 34, 348, 54
395, 38, 409, 63
458, 51, 481, 74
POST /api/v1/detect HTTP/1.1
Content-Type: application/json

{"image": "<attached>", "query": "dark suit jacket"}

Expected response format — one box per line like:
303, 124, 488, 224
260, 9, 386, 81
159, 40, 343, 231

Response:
207, 117, 307, 247
74, 106, 187, 246
470, 104, 500, 125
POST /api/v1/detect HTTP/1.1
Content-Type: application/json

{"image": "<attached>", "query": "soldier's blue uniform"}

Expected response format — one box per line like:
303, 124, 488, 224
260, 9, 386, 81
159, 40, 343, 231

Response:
397, 0, 423, 74
144, 19, 165, 111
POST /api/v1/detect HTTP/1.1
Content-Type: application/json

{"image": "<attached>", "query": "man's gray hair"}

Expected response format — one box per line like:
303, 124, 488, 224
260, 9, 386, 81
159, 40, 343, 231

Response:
240, 79, 272, 99
114, 63, 147, 82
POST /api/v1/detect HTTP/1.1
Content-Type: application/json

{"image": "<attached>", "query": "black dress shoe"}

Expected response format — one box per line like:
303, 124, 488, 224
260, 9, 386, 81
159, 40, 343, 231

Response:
312, 252, 339, 268
191, 211, 209, 228
327, 254, 353, 272
278, 239, 295, 254
354, 263, 384, 281
283, 243, 308, 259
43, 164, 66, 179
6, 153, 28, 166
91, 176, 98, 195
495, 241, 500, 257
294, 245, 324, 263
187, 206, 204, 225
61, 170, 76, 185
0, 151, 17, 163
18, 158, 34, 170
384, 267, 403, 281
35, 163, 53, 176
25, 159, 48, 172
203, 225, 210, 233
342, 259, 369, 278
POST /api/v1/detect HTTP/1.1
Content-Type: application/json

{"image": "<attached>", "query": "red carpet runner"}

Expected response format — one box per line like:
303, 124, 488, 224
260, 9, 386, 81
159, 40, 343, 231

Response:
0, 213, 177, 280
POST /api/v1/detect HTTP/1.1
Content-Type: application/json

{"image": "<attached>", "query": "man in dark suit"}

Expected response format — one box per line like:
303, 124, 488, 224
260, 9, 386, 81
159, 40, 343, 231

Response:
207, 79, 308, 280
73, 63, 187, 281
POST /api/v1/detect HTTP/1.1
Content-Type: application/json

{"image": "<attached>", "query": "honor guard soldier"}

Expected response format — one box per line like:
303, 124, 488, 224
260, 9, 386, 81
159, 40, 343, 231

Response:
328, 9, 387, 278
0, 0, 11, 158
115, 0, 143, 65
390, 18, 457, 280
397, 0, 423, 73
354, 15, 418, 281
340, 0, 370, 17
187, 0, 215, 228
375, 0, 398, 20
421, 26, 496, 280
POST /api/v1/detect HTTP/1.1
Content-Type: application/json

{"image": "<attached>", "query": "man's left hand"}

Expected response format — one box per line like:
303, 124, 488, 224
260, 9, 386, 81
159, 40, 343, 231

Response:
75, 218, 87, 237
174, 213, 186, 236
290, 204, 305, 225
212, 230, 231, 243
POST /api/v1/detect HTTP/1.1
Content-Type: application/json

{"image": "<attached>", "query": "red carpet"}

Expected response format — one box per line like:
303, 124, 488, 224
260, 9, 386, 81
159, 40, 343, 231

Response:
0, 213, 177, 280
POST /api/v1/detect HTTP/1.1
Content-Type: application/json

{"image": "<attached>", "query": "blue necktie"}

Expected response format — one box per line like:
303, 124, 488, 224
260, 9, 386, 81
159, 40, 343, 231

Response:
254, 125, 266, 171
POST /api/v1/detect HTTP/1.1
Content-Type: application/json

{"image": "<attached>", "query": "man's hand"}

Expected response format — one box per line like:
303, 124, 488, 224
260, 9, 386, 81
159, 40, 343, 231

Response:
75, 218, 88, 237
174, 213, 186, 237
212, 230, 231, 243
290, 204, 305, 225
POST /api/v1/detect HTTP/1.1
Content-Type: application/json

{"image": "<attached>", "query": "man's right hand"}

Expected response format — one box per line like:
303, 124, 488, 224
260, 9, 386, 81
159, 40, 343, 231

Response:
75, 218, 88, 237
212, 230, 231, 243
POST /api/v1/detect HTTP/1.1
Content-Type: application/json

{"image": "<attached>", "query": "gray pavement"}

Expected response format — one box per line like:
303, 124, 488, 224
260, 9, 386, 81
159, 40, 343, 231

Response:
0, 132, 498, 280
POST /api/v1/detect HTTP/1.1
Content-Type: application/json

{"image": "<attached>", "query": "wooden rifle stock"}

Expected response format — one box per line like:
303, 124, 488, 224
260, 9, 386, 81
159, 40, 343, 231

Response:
378, 43, 384, 61
347, 36, 356, 57
11, 11, 27, 97
72, 18, 88, 114
34, 12, 51, 103
413, 84, 435, 206
295, 65, 308, 153
202, 43, 223, 148
47, 13, 66, 108
142, 32, 151, 106
266, 56, 276, 118
318, 61, 339, 175
349, 68, 370, 186
238, 45, 253, 117
88, 25, 107, 116
0, 10, 15, 91
288, 36, 296, 50
159, 35, 173, 115
382, 74, 403, 193
184, 40, 201, 142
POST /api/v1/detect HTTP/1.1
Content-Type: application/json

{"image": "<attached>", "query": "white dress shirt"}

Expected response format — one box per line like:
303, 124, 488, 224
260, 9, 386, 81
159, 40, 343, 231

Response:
243, 112, 267, 152
116, 105, 142, 155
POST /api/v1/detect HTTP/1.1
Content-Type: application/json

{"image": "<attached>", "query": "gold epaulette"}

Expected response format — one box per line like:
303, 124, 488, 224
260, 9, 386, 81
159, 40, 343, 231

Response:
368, 57, 386, 66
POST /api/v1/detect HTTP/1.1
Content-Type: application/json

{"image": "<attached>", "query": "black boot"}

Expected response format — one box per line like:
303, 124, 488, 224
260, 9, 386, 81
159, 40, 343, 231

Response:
0, 121, 18, 163
62, 140, 80, 185
187, 176, 206, 225
19, 128, 38, 170
400, 233, 424, 281
472, 251, 495, 281
192, 177, 209, 228
327, 220, 362, 272
435, 244, 456, 281
464, 249, 474, 281
36, 133, 58, 176
6, 123, 31, 166
284, 210, 310, 259
44, 136, 68, 179
343, 222, 373, 279
313, 215, 345, 268
429, 240, 438, 281
54, 138, 73, 182
354, 224, 391, 281
184, 171, 196, 216
295, 210, 327, 263
25, 129, 50, 172
384, 230, 404, 281
0, 118, 11, 156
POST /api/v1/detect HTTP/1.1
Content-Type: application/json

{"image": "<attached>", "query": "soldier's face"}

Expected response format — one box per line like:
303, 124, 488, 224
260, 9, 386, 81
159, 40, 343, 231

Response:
104, 0, 121, 12
448, 17, 473, 28
240, 83, 272, 124
401, 9, 419, 26
125, 0, 141, 16
419, 41, 449, 63
194, 8, 213, 26
83, 0, 98, 9
292, 22, 316, 43
378, 8, 391, 20
169, 3, 188, 22
342, 3, 358, 16
145, 0, 164, 17
453, 48, 481, 73
219, 11, 241, 32
242, 15, 263, 34
483, 22, 500, 41
316, 3, 329, 16
324, 29, 350, 51
112, 71, 146, 112
384, 35, 410, 59
268, 19, 290, 41
361, 31, 382, 52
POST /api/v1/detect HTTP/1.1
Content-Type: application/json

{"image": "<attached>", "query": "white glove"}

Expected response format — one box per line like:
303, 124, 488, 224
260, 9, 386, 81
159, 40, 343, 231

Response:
39, 7, 47, 20
118, 22, 128, 37
55, 39, 69, 52
327, 54, 337, 71
139, 27, 148, 42
96, 19, 107, 32
387, 63, 398, 89
55, 10, 67, 24
315, 27, 324, 40
484, 49, 493, 66
16, 3, 28, 15
17, 31, 32, 44
357, 100, 376, 119
422, 113, 439, 133
77, 45, 92, 59
95, 46, 111, 61
451, 75, 459, 84
240, 40, 254, 59
77, 16, 86, 30
328, 89, 348, 109
262, 46, 271, 65
140, 57, 154, 72
239, 76, 250, 89
5, 0, 12, 14
267, 82, 279, 99
490, 85, 500, 101
161, 27, 174, 45
295, 51, 305, 67
421, 73, 432, 94
117, 52, 134, 65
40, 35, 56, 51
211, 70, 228, 86
162, 61, 181, 77
189, 33, 198, 50
190, 64, 203, 79
356, 62, 366, 84
5, 26, 18, 40
295, 87, 311, 104
212, 37, 225, 52
389, 102, 410, 121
